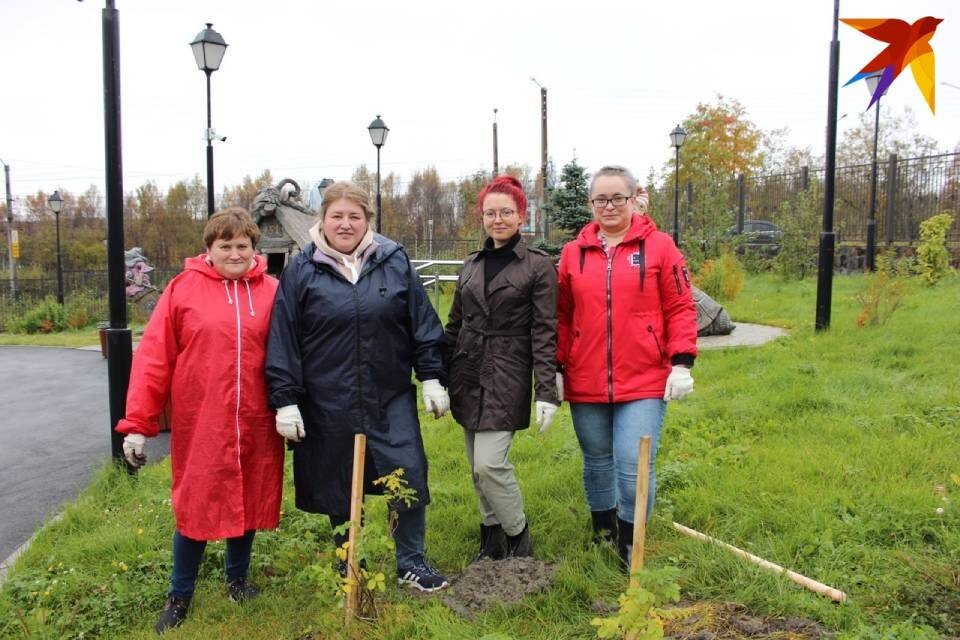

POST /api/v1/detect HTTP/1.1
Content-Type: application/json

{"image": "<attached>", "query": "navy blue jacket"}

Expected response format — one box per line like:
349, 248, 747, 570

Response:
265, 235, 446, 515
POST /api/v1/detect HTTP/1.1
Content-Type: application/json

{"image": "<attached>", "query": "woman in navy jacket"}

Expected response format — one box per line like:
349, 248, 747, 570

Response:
265, 181, 451, 592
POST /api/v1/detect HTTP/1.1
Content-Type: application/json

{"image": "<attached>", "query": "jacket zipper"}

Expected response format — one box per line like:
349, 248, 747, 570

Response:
647, 325, 664, 360
672, 265, 683, 295
606, 247, 617, 403
231, 280, 243, 472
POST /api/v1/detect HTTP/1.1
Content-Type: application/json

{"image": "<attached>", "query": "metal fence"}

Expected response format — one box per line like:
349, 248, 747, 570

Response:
2, 151, 957, 314
677, 152, 960, 245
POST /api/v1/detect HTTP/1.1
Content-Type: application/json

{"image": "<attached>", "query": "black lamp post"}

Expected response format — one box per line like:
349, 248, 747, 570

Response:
669, 124, 687, 246
368, 115, 389, 234
190, 23, 228, 218
815, 0, 840, 332
47, 190, 65, 305
864, 72, 884, 272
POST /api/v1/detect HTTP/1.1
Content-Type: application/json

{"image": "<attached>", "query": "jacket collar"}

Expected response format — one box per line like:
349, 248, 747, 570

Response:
576, 214, 656, 248
481, 233, 524, 258
184, 253, 268, 281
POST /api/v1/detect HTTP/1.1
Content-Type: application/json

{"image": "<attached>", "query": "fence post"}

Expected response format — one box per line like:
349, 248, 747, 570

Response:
737, 174, 746, 233
884, 153, 898, 246
801, 166, 810, 191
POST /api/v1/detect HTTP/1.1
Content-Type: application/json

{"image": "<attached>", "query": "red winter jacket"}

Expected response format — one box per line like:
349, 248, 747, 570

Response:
557, 214, 698, 403
116, 254, 283, 540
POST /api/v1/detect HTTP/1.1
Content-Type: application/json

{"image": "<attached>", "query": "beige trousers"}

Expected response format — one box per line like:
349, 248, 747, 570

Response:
463, 430, 526, 536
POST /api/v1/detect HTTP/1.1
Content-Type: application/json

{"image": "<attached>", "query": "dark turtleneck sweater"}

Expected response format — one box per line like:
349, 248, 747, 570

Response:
481, 233, 521, 294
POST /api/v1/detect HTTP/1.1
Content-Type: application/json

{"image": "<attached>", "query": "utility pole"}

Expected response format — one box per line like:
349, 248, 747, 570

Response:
1, 159, 16, 298
531, 78, 548, 238
492, 108, 499, 176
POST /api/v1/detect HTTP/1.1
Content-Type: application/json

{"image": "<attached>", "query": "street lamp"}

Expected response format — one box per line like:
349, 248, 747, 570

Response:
368, 115, 389, 234
47, 190, 65, 305
190, 23, 228, 218
864, 72, 885, 271
669, 124, 687, 245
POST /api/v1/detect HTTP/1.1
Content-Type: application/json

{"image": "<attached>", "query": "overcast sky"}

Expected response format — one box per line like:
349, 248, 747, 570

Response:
2, 0, 958, 205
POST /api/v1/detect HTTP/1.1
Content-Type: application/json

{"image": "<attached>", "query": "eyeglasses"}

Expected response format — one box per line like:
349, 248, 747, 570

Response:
482, 208, 518, 220
590, 195, 631, 209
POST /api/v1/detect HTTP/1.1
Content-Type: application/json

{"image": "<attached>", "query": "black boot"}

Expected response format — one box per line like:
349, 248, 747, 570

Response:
474, 523, 507, 562
617, 518, 634, 571
590, 509, 618, 545
505, 523, 534, 558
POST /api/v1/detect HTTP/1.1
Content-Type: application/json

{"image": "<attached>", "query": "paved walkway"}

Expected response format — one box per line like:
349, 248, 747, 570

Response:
0, 346, 168, 569
698, 322, 788, 350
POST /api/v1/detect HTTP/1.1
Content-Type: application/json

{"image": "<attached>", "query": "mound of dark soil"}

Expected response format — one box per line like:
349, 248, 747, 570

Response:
441, 557, 556, 617
663, 601, 829, 639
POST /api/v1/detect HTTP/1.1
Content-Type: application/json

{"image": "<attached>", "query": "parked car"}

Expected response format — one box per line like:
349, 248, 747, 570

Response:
728, 219, 784, 256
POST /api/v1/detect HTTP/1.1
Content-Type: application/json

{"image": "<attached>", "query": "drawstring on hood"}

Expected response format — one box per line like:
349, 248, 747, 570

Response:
243, 279, 255, 317
218, 279, 256, 316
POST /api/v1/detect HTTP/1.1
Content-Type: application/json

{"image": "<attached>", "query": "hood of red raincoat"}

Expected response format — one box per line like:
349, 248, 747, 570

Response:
183, 253, 269, 281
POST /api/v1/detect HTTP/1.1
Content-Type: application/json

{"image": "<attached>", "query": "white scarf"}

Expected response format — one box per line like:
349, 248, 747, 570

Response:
309, 222, 375, 284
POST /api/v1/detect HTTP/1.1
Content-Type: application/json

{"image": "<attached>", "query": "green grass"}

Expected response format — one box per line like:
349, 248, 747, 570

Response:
0, 327, 103, 348
1, 273, 958, 639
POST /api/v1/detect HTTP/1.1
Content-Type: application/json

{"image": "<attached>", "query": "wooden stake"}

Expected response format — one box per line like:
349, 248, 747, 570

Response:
672, 521, 848, 603
629, 436, 652, 587
345, 434, 367, 622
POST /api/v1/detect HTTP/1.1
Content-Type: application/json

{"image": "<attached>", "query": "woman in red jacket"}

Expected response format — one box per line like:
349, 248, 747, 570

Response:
115, 208, 283, 633
557, 165, 698, 567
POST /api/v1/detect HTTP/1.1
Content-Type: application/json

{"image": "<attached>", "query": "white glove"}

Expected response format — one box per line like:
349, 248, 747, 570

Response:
555, 372, 564, 403
536, 401, 558, 434
276, 404, 306, 442
663, 366, 694, 401
122, 433, 147, 468
421, 379, 449, 418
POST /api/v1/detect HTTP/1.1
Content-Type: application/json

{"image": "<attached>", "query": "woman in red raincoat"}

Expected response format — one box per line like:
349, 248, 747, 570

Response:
115, 208, 283, 634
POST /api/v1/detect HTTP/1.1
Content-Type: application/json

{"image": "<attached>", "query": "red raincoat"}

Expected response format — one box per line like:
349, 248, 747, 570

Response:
116, 254, 283, 540
557, 214, 698, 403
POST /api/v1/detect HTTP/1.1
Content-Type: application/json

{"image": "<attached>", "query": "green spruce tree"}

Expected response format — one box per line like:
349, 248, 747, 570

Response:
545, 159, 592, 237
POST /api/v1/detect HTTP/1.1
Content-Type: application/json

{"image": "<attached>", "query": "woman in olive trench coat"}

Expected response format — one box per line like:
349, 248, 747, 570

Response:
444, 175, 559, 561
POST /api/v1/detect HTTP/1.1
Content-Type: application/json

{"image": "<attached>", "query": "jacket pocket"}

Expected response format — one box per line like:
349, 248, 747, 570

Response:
672, 265, 683, 296
568, 329, 583, 366
646, 325, 665, 361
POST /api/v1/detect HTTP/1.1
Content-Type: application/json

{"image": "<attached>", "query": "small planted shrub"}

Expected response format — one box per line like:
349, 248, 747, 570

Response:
591, 566, 681, 639
916, 212, 953, 285
856, 253, 910, 328
695, 250, 745, 302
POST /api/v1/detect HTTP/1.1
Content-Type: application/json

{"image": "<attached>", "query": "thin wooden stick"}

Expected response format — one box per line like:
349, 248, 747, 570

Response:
672, 521, 848, 603
629, 436, 652, 585
345, 434, 367, 622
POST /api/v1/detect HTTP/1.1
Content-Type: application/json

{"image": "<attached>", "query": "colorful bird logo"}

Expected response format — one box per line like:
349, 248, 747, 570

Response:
842, 17, 943, 113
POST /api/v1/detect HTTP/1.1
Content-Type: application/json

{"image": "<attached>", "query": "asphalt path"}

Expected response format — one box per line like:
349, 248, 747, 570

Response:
0, 346, 169, 561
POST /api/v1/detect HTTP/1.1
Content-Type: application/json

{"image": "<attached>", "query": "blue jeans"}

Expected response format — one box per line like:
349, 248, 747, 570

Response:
570, 399, 666, 523
330, 505, 425, 571
169, 529, 255, 598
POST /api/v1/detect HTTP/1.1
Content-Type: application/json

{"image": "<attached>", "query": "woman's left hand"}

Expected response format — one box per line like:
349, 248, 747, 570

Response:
536, 401, 558, 433
663, 366, 694, 401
